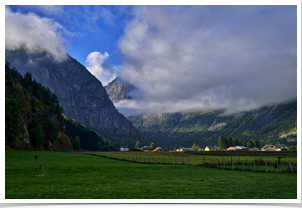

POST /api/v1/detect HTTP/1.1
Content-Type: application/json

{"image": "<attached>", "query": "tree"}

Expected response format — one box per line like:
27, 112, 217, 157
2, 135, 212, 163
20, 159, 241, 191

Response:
40, 112, 60, 143
242, 141, 247, 147
5, 97, 21, 143
247, 140, 253, 148
192, 143, 199, 151
289, 146, 296, 151
253, 140, 260, 148
218, 135, 228, 150
150, 143, 156, 149
232, 138, 238, 146
87, 131, 99, 151
28, 119, 45, 149
73, 136, 81, 150
23, 72, 33, 90
135, 140, 141, 149
238, 139, 242, 146
227, 137, 232, 147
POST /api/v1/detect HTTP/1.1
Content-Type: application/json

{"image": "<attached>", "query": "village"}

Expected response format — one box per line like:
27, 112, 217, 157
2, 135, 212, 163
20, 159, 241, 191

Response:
114, 143, 296, 152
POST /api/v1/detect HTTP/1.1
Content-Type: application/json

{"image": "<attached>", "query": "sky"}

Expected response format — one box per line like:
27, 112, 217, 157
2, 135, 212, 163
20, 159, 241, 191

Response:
5, 4, 298, 115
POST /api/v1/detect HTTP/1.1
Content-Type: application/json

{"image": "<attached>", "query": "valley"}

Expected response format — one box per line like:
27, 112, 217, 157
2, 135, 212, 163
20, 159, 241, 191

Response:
105, 78, 297, 148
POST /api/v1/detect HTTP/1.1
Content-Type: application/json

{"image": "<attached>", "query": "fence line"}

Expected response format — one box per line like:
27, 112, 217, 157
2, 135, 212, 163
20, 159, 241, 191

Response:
73, 151, 297, 174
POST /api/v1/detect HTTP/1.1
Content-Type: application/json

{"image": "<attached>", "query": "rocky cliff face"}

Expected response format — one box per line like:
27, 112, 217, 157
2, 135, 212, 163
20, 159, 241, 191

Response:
6, 49, 145, 145
105, 78, 134, 102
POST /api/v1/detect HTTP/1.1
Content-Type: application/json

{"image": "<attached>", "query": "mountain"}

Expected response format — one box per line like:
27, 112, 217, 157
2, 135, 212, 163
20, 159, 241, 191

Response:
105, 78, 134, 102
105, 80, 297, 149
5, 48, 147, 146
127, 102, 297, 148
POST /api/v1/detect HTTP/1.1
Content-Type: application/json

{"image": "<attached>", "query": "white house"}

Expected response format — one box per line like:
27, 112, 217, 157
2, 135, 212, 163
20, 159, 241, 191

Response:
275, 144, 288, 151
120, 147, 129, 151
177, 148, 194, 151
236, 146, 247, 150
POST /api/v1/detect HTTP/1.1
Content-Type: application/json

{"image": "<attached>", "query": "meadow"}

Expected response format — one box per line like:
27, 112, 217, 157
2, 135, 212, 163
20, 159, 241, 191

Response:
5, 150, 297, 199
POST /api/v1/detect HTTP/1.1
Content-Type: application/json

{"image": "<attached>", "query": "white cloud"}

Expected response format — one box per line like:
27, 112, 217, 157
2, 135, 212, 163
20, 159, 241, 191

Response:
85, 51, 119, 86
5, 7, 68, 62
117, 5, 297, 115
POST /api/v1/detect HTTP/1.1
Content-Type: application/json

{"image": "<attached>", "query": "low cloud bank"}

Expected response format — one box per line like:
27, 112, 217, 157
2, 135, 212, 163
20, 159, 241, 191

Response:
116, 5, 297, 115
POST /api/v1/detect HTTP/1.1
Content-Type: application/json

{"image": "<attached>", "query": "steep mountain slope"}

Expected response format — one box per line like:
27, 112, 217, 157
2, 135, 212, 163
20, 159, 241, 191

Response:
104, 80, 297, 148
5, 63, 73, 151
6, 48, 147, 146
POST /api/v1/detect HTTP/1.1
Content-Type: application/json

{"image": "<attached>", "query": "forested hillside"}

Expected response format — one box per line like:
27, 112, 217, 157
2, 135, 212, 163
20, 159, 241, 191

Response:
5, 62, 72, 150
5, 62, 114, 151
127, 101, 297, 148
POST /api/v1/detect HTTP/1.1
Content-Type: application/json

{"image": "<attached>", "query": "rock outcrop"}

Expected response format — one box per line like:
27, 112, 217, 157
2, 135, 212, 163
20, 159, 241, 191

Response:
105, 78, 134, 102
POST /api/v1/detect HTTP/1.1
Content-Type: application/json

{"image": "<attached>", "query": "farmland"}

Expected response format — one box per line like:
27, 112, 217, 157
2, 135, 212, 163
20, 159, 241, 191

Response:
5, 150, 297, 199
80, 151, 297, 173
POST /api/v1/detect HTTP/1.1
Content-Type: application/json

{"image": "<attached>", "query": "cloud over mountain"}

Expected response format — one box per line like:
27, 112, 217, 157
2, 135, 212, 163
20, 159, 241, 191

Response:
5, 7, 69, 62
86, 51, 120, 85
117, 6, 297, 115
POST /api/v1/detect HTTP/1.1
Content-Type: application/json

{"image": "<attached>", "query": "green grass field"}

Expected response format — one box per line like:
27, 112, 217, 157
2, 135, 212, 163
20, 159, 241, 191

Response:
82, 151, 297, 173
5, 150, 297, 199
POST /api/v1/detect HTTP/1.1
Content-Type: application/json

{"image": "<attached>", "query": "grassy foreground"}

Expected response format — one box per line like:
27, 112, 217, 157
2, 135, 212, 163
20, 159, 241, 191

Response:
5, 150, 297, 199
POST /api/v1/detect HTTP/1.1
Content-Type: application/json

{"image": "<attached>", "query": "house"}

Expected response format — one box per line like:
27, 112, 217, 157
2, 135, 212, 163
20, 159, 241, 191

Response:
250, 148, 262, 151
198, 148, 204, 151
226, 146, 244, 151
141, 146, 150, 150
236, 146, 247, 150
261, 144, 276, 151
161, 148, 169, 152
153, 147, 162, 152
120, 147, 129, 152
261, 144, 288, 151
153, 147, 168, 152
116, 147, 129, 151
205, 146, 220, 151
176, 148, 194, 151
275, 144, 288, 151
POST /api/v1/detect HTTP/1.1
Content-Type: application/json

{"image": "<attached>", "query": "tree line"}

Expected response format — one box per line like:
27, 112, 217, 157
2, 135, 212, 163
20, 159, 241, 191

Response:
5, 62, 63, 114
218, 135, 260, 150
6, 62, 109, 151
5, 62, 62, 149
63, 115, 113, 151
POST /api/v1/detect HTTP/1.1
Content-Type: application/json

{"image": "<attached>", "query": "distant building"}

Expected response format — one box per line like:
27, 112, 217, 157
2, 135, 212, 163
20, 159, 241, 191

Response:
153, 147, 169, 152
226, 146, 244, 151
198, 148, 204, 151
261, 144, 276, 151
250, 148, 262, 151
261, 144, 288, 151
116, 147, 129, 151
141, 146, 151, 150
275, 144, 288, 151
176, 148, 194, 151
205, 146, 220, 151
